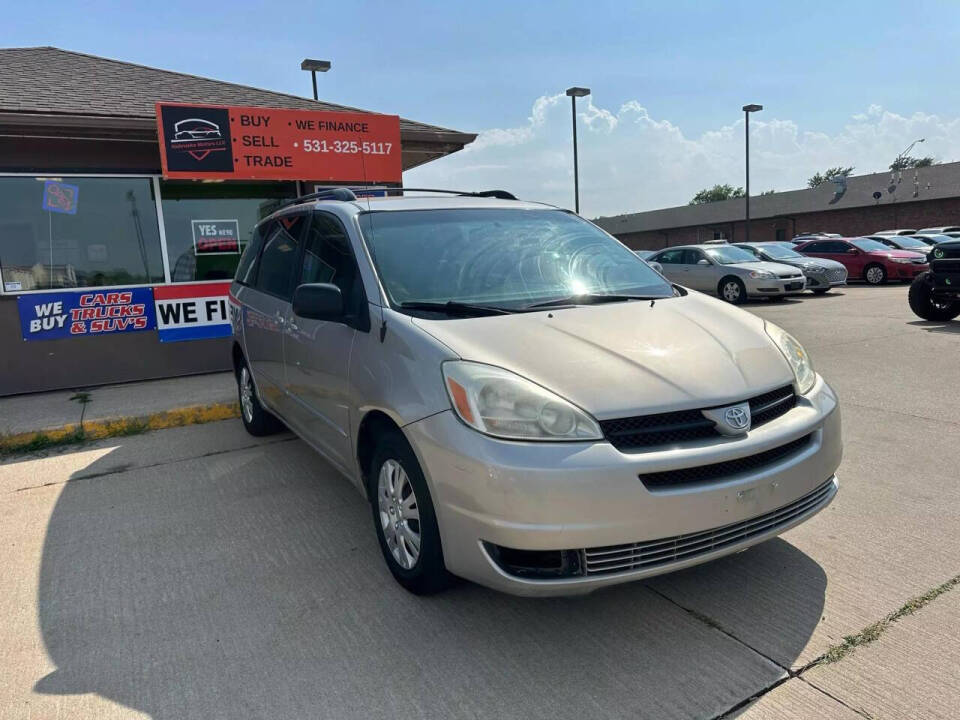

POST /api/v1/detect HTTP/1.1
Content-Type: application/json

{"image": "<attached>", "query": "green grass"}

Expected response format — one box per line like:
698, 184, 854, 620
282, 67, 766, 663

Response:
819, 573, 960, 664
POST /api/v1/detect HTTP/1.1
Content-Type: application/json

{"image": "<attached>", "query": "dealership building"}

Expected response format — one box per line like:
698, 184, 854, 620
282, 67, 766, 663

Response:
595, 161, 960, 249
0, 47, 475, 395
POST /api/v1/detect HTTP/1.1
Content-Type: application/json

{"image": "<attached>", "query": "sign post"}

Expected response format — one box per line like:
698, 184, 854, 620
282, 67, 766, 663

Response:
156, 103, 402, 183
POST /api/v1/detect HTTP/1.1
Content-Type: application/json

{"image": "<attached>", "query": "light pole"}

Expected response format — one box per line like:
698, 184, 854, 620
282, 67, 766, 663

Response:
566, 87, 590, 214
742, 104, 762, 243
892, 137, 925, 177
301, 59, 331, 100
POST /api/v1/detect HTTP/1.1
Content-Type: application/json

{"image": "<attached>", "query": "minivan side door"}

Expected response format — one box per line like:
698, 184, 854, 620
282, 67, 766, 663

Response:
282, 211, 369, 472
241, 213, 308, 413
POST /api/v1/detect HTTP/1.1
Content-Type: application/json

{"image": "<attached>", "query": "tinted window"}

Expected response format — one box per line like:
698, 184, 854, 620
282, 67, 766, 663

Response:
235, 224, 265, 286
300, 213, 364, 316
359, 208, 673, 308
0, 176, 164, 291
255, 215, 306, 300
802, 241, 826, 252
656, 249, 685, 264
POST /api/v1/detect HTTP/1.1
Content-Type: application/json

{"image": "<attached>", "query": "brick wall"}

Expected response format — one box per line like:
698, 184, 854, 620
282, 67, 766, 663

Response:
611, 197, 960, 250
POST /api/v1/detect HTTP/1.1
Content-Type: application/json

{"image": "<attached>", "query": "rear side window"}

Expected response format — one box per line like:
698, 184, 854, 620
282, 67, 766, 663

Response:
255, 214, 306, 300
235, 223, 265, 286
803, 241, 826, 252
657, 249, 685, 264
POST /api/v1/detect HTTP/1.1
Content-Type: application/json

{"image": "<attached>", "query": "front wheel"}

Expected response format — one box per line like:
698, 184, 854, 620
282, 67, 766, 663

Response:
369, 431, 452, 595
719, 277, 747, 304
864, 263, 887, 285
908, 272, 960, 321
812, 288, 831, 295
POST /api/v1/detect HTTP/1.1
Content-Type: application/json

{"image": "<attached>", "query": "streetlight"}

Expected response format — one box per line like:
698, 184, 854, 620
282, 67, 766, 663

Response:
566, 86, 591, 214
892, 138, 925, 180
301, 58, 332, 101
742, 104, 763, 243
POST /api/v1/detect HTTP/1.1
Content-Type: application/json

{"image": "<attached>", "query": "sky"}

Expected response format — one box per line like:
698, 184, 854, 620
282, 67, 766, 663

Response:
5, 0, 960, 217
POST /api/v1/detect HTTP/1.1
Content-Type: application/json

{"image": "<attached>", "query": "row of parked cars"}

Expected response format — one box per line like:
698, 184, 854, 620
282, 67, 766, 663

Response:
637, 231, 936, 303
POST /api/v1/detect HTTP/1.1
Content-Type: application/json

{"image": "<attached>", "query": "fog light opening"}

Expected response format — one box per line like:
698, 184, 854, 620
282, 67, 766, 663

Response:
484, 542, 583, 578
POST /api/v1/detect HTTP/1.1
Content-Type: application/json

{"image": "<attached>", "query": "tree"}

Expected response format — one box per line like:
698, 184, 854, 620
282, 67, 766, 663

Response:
759, 189, 775, 196
890, 155, 937, 171
689, 184, 745, 205
807, 166, 855, 188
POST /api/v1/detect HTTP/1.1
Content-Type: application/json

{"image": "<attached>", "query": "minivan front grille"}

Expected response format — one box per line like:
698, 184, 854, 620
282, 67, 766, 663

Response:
638, 433, 812, 489
583, 476, 834, 576
600, 384, 796, 452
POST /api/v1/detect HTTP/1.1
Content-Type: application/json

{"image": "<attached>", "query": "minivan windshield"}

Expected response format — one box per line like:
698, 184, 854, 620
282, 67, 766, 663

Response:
358, 208, 674, 310
704, 246, 758, 264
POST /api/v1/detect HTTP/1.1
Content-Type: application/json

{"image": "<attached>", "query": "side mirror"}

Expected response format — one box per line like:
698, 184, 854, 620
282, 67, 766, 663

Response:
292, 283, 343, 320
697, 258, 711, 266
847, 248, 859, 255
648, 261, 663, 274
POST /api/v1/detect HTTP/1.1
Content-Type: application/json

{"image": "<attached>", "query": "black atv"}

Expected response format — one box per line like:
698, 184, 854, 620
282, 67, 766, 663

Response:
908, 240, 960, 321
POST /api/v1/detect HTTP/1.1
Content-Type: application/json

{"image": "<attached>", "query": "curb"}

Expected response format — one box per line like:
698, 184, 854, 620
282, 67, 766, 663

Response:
0, 401, 240, 456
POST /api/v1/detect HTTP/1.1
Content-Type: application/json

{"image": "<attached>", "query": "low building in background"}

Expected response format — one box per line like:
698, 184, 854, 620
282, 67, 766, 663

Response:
595, 163, 960, 249
0, 47, 475, 395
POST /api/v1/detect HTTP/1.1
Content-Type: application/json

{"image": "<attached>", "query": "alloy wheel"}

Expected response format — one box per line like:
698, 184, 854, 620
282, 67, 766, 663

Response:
723, 281, 741, 302
377, 459, 421, 569
239, 367, 255, 424
866, 266, 885, 284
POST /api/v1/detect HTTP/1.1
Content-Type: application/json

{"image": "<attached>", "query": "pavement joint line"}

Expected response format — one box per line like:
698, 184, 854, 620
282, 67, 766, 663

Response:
0, 401, 241, 458
9, 435, 297, 494
798, 676, 875, 720
712, 676, 792, 720
841, 400, 960, 429
799, 572, 960, 671
645, 584, 794, 681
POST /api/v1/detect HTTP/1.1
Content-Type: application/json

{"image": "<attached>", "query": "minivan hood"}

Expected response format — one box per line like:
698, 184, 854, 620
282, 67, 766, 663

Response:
410, 292, 795, 419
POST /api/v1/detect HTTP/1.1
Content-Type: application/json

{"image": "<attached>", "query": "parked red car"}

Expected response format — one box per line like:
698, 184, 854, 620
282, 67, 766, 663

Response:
795, 237, 928, 285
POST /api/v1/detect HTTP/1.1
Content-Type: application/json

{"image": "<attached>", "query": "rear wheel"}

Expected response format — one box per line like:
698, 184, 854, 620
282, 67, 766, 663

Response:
237, 361, 284, 436
719, 277, 747, 304
864, 263, 887, 285
369, 430, 451, 595
908, 272, 960, 321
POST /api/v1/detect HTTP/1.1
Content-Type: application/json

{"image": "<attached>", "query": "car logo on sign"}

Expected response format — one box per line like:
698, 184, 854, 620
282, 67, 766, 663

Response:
701, 402, 752, 436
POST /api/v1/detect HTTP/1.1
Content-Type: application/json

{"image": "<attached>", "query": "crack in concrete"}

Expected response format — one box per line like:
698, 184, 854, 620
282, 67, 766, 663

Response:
9, 436, 298, 494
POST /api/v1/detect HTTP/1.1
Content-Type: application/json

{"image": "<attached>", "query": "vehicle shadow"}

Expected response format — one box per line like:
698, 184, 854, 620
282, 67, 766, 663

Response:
32, 435, 826, 719
907, 319, 960, 334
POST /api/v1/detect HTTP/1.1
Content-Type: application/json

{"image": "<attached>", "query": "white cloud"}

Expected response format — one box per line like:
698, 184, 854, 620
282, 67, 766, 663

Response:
404, 97, 960, 218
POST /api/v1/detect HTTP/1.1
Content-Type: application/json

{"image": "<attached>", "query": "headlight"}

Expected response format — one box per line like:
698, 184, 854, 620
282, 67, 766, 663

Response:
764, 322, 816, 395
442, 361, 602, 441
749, 270, 775, 279
890, 257, 912, 264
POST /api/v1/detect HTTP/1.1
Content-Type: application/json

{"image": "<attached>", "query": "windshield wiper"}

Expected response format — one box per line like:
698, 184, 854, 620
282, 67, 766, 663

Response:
523, 293, 662, 309
397, 301, 514, 316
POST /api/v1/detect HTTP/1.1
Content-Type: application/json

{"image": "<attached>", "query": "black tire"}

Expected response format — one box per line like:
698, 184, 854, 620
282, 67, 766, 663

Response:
812, 288, 831, 295
718, 276, 747, 304
864, 263, 887, 285
236, 359, 284, 436
908, 272, 960, 321
368, 430, 451, 595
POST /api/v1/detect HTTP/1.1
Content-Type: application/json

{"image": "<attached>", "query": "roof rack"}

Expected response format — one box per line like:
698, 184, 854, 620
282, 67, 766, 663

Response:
281, 186, 517, 208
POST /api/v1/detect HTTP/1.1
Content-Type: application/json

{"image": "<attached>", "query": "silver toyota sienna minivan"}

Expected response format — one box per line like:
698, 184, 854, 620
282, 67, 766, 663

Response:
229, 188, 841, 596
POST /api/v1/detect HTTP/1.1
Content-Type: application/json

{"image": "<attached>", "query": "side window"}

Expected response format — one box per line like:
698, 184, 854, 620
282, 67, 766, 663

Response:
299, 213, 366, 319
804, 241, 825, 252
235, 223, 265, 286
684, 249, 706, 264
657, 249, 684, 264
826, 241, 849, 253
254, 214, 306, 300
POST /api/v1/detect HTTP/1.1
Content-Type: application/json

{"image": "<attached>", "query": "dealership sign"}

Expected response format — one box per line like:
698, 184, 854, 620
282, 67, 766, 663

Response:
18, 288, 155, 341
156, 102, 402, 182
154, 282, 233, 342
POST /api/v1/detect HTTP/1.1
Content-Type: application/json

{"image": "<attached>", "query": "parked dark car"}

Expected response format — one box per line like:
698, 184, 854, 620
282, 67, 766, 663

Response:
734, 242, 847, 294
908, 240, 960, 321
795, 237, 928, 285
862, 235, 935, 254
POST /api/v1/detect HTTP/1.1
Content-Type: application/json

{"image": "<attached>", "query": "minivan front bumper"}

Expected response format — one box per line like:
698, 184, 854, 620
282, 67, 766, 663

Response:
404, 375, 841, 596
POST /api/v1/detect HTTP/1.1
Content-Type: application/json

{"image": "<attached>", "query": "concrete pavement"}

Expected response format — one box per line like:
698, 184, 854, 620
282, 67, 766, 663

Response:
1, 284, 958, 719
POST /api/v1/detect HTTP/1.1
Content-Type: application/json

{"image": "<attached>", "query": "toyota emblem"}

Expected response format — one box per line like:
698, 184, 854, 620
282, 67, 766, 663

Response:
724, 406, 749, 430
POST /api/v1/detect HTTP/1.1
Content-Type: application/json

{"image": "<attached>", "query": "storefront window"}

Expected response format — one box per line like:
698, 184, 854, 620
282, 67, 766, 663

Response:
0, 176, 164, 292
159, 181, 297, 283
